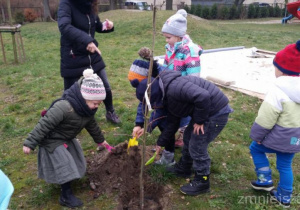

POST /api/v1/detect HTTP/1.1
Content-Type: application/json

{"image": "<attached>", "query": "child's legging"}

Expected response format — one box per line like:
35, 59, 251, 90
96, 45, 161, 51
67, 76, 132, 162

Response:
249, 141, 295, 191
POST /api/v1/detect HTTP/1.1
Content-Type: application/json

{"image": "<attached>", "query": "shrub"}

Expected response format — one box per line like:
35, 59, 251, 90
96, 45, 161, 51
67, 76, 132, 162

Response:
210, 4, 218, 19
274, 5, 282, 17
260, 7, 269, 17
219, 6, 229, 19
190, 5, 196, 15
202, 6, 210, 19
248, 4, 256, 18
268, 6, 274, 17
195, 4, 202, 17
254, 6, 261, 18
237, 5, 247, 19
51, 7, 59, 21
14, 12, 25, 24
183, 5, 190, 14
24, 8, 38, 22
229, 4, 237, 19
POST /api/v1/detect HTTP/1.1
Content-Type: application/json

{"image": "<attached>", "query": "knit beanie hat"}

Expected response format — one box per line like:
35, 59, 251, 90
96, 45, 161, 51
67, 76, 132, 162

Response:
273, 40, 300, 76
80, 69, 106, 100
161, 9, 187, 37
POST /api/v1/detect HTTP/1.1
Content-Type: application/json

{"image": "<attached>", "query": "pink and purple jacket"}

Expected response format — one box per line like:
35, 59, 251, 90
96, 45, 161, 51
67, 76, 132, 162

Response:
163, 35, 203, 77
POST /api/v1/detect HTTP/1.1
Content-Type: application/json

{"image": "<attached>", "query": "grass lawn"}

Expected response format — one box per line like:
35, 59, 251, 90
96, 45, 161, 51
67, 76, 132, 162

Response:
0, 9, 300, 209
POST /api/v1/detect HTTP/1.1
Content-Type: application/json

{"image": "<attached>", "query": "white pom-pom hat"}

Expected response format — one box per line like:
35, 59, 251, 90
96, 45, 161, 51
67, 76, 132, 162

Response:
80, 69, 106, 101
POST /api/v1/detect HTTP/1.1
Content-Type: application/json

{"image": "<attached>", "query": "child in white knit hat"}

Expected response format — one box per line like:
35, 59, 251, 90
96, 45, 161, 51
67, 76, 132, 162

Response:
23, 69, 111, 208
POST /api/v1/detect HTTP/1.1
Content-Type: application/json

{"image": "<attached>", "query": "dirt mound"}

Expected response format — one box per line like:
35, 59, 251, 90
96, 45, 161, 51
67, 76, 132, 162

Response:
86, 142, 172, 210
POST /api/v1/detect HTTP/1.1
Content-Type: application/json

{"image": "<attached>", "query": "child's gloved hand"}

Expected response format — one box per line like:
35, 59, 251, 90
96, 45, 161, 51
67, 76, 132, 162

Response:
97, 141, 114, 152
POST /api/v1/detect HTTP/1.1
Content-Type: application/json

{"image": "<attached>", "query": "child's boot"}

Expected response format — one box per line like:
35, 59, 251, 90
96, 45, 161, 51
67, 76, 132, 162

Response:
59, 182, 83, 208
270, 186, 292, 208
180, 172, 210, 196
166, 157, 192, 178
155, 150, 176, 166
251, 169, 274, 191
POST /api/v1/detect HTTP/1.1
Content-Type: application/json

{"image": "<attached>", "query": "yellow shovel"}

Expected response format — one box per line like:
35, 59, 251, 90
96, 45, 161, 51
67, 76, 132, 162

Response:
127, 137, 138, 153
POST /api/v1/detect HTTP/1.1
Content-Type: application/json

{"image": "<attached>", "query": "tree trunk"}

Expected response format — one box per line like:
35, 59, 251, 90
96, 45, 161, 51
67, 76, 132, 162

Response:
234, 0, 245, 6
118, 0, 123, 9
166, 0, 173, 10
6, 0, 12, 25
42, 0, 54, 22
0, 4, 5, 23
109, 0, 117, 10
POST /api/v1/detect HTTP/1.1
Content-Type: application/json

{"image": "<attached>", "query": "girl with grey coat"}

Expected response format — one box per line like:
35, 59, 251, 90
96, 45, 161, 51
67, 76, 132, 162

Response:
23, 69, 110, 208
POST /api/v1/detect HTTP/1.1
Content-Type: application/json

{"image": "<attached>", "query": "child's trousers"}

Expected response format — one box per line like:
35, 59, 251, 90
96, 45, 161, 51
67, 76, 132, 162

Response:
249, 141, 295, 191
182, 113, 229, 175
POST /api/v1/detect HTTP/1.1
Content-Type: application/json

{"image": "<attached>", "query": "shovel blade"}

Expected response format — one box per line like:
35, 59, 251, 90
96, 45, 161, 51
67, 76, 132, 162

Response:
128, 137, 138, 148
145, 152, 157, 166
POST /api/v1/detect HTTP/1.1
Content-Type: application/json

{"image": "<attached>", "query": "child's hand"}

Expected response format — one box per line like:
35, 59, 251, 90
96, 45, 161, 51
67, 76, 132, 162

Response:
132, 126, 144, 138
98, 141, 114, 152
23, 146, 31, 154
193, 123, 204, 135
155, 145, 162, 155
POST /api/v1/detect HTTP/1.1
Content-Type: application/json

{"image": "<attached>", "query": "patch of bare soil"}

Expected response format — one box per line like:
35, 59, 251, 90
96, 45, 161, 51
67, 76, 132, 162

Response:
86, 142, 172, 210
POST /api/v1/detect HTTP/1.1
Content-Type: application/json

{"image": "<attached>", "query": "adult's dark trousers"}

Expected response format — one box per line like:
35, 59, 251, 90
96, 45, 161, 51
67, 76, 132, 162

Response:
63, 68, 114, 112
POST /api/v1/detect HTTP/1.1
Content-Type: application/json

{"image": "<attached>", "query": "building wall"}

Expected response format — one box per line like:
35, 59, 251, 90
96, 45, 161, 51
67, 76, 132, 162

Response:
242, 0, 298, 8
143, 0, 191, 10
192, 0, 235, 6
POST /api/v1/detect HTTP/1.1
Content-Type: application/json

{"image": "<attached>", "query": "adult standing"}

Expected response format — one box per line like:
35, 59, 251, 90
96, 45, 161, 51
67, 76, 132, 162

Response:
58, 0, 121, 124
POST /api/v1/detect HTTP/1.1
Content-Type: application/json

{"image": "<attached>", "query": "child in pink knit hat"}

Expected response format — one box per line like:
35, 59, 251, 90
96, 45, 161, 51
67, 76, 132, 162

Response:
23, 69, 111, 208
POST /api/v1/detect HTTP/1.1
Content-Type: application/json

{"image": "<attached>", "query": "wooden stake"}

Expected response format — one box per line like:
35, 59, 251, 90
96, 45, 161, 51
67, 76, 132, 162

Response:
0, 32, 7, 64
11, 32, 18, 63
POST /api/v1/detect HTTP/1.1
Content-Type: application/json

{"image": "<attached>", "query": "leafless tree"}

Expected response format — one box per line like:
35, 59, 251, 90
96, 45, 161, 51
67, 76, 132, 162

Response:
234, 0, 245, 6
109, 0, 117, 10
42, 0, 55, 21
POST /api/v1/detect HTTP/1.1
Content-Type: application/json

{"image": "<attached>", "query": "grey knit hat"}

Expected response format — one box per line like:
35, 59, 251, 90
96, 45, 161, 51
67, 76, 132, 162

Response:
161, 9, 187, 37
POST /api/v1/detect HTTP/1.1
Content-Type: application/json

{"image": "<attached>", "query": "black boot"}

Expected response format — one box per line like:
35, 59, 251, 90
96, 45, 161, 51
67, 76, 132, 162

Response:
106, 111, 121, 124
166, 157, 192, 178
180, 172, 210, 196
59, 182, 83, 208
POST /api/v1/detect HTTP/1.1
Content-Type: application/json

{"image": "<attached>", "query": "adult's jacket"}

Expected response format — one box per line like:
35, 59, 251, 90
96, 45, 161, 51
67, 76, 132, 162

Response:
58, 0, 114, 78
23, 100, 105, 153
136, 71, 229, 147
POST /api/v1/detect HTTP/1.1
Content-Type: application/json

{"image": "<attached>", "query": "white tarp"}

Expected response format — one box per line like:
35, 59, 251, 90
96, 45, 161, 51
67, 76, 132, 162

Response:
156, 47, 276, 99
201, 47, 276, 99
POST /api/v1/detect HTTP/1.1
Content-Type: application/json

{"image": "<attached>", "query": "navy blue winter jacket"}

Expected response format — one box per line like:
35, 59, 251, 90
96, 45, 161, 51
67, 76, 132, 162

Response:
136, 71, 229, 147
58, 0, 114, 78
